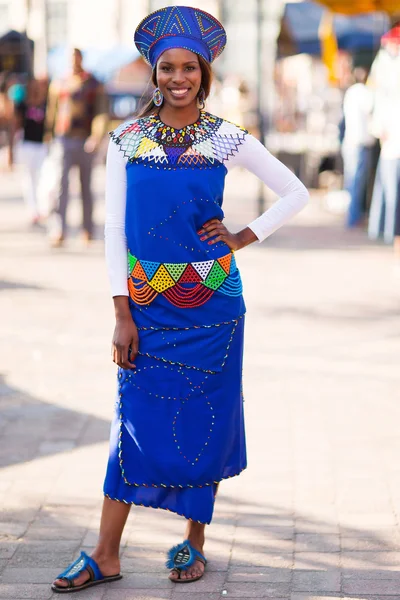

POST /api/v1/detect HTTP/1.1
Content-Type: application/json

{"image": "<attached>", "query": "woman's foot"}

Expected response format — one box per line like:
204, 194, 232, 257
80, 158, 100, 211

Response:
169, 521, 206, 582
52, 551, 120, 589
169, 556, 205, 582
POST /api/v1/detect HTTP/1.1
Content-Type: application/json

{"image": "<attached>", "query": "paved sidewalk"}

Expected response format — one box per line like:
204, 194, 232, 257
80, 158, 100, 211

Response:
1, 164, 400, 600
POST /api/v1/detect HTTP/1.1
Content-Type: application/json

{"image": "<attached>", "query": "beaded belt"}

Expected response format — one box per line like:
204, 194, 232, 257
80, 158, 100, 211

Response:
127, 251, 243, 308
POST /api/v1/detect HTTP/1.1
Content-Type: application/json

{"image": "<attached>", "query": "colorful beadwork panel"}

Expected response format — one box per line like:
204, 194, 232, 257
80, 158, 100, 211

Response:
128, 251, 242, 308
110, 112, 247, 169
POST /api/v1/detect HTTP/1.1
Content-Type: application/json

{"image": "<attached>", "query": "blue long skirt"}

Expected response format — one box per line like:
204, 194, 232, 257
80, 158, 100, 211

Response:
103, 310, 246, 524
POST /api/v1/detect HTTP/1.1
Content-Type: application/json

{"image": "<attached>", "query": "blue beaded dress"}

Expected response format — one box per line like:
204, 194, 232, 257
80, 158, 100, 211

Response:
103, 111, 248, 524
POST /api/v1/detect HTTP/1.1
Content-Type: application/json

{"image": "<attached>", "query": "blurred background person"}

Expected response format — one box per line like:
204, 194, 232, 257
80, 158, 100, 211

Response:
368, 24, 400, 261
12, 77, 49, 225
341, 66, 375, 229
45, 48, 109, 247
0, 71, 19, 170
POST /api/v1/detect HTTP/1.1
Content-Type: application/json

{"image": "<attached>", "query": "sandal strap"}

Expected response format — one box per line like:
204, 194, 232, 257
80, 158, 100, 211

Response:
166, 540, 207, 571
55, 552, 103, 583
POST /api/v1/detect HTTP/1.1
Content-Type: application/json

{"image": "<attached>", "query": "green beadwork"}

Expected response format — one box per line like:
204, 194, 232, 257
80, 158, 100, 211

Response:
164, 262, 188, 282
203, 260, 227, 290
128, 251, 138, 273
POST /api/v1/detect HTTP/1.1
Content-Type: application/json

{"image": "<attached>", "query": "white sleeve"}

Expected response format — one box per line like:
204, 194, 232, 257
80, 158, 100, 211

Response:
226, 134, 309, 241
104, 140, 129, 297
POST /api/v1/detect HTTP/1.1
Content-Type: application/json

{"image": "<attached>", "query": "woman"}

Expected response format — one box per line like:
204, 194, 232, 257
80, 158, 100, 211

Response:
13, 77, 48, 224
52, 6, 309, 593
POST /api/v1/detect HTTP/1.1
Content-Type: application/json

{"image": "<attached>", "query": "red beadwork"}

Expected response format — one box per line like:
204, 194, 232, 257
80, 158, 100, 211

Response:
178, 263, 203, 283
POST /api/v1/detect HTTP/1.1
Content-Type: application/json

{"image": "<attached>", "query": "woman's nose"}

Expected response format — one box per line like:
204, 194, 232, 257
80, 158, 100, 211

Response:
171, 71, 185, 84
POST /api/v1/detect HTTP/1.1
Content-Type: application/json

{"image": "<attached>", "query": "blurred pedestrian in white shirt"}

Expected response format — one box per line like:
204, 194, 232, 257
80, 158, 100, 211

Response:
368, 25, 400, 260
342, 67, 374, 228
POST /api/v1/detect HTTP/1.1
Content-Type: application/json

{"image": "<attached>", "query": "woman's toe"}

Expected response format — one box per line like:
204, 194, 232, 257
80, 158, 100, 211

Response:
53, 578, 67, 588
169, 569, 180, 581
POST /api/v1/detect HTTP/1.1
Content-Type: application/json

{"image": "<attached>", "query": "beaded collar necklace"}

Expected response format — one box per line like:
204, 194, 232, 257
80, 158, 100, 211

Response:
149, 111, 220, 148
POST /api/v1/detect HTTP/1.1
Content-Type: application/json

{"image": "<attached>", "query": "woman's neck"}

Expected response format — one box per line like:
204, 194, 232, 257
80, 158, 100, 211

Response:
158, 103, 200, 129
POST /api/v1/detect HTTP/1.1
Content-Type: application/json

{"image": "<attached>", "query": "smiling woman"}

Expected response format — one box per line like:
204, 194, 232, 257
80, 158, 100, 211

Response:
51, 4, 310, 594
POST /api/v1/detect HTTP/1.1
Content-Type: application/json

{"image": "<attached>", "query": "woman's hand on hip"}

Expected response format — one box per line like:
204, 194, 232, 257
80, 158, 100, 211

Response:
198, 220, 257, 251
112, 315, 139, 370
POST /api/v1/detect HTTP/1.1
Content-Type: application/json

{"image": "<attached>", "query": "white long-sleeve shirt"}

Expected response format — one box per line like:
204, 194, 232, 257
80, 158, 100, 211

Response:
105, 128, 309, 297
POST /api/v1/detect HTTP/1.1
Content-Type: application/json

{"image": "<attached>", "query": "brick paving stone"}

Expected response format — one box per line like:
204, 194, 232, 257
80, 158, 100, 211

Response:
1, 567, 59, 583
295, 534, 340, 553
343, 578, 400, 595
227, 567, 292, 582
294, 552, 340, 571
9, 550, 75, 568
200, 551, 231, 572
292, 570, 341, 592
230, 550, 293, 569
24, 526, 86, 541
106, 591, 172, 600
172, 594, 220, 600
0, 523, 29, 537
291, 595, 342, 600
0, 584, 52, 599
295, 520, 339, 534
0, 542, 19, 559
341, 551, 400, 570
13, 540, 80, 555
121, 556, 165, 573
123, 543, 175, 556
341, 536, 400, 551
38, 441, 77, 455
234, 526, 294, 541
0, 509, 39, 523
343, 570, 400, 581
222, 582, 291, 598
0, 558, 8, 572
171, 584, 225, 600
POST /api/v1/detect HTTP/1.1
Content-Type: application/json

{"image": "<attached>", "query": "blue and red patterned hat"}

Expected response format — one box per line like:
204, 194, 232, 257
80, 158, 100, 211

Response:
134, 5, 227, 68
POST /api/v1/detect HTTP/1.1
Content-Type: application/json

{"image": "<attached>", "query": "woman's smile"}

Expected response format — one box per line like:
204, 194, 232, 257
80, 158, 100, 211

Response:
168, 87, 191, 99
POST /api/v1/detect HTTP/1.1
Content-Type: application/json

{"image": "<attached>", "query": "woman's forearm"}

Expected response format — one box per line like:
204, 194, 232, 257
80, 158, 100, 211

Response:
113, 295, 131, 321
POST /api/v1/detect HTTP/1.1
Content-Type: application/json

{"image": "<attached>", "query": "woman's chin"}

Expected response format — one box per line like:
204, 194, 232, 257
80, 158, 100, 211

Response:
165, 94, 197, 109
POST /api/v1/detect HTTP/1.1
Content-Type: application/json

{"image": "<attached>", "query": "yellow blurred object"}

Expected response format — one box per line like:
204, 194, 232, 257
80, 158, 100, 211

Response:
317, 0, 400, 15
319, 11, 339, 84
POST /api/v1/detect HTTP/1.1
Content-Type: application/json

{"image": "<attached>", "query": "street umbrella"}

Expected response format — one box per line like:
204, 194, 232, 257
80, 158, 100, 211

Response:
278, 2, 389, 57
316, 0, 400, 15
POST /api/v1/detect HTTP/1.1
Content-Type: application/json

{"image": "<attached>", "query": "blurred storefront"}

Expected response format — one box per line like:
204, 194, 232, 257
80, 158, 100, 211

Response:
272, 2, 389, 186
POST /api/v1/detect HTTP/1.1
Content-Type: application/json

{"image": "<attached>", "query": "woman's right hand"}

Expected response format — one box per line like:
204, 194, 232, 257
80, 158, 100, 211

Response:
112, 315, 139, 369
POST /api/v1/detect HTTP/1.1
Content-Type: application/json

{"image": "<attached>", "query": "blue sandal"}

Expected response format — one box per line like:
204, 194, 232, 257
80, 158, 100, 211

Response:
166, 540, 207, 583
51, 551, 122, 594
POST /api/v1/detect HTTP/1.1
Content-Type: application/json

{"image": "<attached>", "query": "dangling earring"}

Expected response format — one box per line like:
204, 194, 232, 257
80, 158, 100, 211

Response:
197, 87, 205, 110
153, 87, 164, 107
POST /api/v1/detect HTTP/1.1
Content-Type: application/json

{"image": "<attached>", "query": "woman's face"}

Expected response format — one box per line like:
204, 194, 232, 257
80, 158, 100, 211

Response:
156, 48, 202, 110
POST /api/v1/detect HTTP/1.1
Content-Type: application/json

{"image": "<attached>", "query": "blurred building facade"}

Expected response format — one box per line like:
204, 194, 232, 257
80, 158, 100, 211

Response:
0, 0, 285, 118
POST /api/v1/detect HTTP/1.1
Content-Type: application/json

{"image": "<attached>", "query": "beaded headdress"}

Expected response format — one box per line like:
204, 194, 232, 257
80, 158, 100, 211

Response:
134, 5, 227, 68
